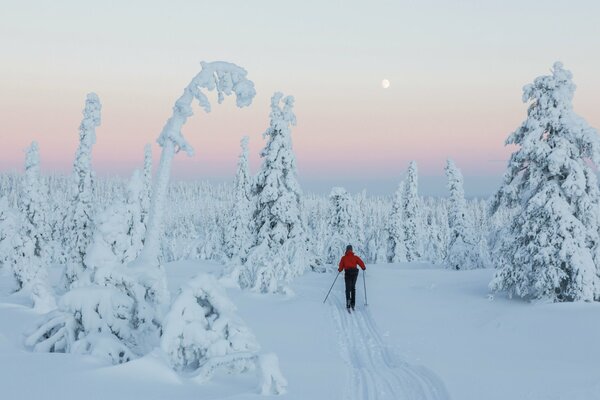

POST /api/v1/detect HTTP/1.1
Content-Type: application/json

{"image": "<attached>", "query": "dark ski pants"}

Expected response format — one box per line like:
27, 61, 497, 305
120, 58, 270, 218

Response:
344, 268, 359, 308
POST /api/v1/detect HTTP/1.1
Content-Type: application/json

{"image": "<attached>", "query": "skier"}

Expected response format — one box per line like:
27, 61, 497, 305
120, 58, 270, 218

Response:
338, 244, 366, 311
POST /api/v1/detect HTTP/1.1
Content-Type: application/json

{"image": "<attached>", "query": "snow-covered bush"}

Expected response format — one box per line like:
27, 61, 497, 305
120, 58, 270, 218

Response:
161, 274, 287, 394
26, 287, 136, 363
161, 274, 259, 379
26, 262, 169, 363
490, 62, 600, 302
258, 353, 288, 395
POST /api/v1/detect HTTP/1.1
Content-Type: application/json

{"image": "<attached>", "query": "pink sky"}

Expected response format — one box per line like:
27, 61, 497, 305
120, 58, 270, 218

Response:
1, 1, 599, 196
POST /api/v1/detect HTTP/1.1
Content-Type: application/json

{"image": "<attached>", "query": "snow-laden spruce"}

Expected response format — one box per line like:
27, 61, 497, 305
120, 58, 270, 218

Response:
422, 199, 449, 265
63, 93, 101, 287
323, 187, 365, 264
140, 144, 153, 238
240, 92, 319, 293
10, 143, 56, 312
363, 195, 389, 263
387, 181, 407, 262
403, 161, 422, 261
490, 62, 600, 302
85, 170, 146, 275
0, 197, 18, 270
444, 159, 482, 270
225, 136, 254, 264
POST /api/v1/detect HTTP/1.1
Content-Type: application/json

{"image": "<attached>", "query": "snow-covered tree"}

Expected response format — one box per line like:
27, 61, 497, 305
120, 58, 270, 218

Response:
225, 136, 253, 263
323, 187, 365, 264
422, 200, 448, 265
240, 92, 318, 293
85, 170, 146, 275
63, 93, 101, 286
0, 197, 18, 270
363, 197, 389, 264
140, 144, 153, 236
10, 143, 55, 311
402, 161, 421, 261
490, 62, 600, 302
387, 181, 407, 262
444, 159, 482, 270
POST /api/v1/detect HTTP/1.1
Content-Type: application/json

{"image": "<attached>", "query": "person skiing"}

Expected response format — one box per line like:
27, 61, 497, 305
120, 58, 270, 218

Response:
338, 244, 366, 311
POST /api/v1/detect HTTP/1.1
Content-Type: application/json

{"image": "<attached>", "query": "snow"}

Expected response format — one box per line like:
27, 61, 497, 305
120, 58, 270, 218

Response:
3, 260, 600, 399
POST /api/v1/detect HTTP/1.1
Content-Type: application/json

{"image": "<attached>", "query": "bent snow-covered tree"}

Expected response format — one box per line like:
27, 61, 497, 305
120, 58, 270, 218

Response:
63, 93, 101, 286
138, 61, 256, 267
444, 159, 482, 270
240, 92, 318, 293
490, 62, 600, 302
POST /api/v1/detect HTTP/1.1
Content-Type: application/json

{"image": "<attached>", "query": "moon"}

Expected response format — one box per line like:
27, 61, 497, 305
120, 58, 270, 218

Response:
381, 79, 390, 89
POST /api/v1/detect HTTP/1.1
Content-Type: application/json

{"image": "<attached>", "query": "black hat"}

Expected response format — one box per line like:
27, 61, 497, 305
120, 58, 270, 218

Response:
346, 244, 353, 252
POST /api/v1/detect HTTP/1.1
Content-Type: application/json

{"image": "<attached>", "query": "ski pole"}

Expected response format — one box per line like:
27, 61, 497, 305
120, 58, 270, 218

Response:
323, 271, 341, 303
363, 270, 368, 306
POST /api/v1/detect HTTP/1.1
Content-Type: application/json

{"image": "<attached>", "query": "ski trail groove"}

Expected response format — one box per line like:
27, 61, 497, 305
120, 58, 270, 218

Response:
331, 293, 450, 400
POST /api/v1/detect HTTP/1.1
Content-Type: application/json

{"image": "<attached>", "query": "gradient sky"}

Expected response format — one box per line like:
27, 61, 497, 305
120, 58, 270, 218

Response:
1, 0, 599, 196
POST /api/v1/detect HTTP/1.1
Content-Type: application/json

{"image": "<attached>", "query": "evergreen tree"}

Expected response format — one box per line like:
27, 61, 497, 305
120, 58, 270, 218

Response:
225, 136, 253, 263
387, 181, 407, 262
402, 161, 421, 261
241, 92, 317, 293
12, 143, 55, 311
490, 62, 600, 302
0, 197, 18, 270
140, 144, 153, 237
444, 159, 481, 269
323, 187, 365, 264
63, 93, 101, 286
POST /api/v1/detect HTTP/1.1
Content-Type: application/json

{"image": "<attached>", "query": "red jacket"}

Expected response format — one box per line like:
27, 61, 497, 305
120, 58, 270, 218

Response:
338, 251, 366, 272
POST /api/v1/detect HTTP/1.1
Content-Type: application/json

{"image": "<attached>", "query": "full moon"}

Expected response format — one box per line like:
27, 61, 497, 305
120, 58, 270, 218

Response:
381, 79, 390, 89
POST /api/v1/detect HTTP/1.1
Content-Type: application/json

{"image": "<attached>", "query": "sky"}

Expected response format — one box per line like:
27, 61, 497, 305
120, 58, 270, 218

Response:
0, 0, 599, 197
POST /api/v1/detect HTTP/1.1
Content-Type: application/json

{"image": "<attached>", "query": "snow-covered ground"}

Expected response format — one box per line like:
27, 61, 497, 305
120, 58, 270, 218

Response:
1, 261, 600, 399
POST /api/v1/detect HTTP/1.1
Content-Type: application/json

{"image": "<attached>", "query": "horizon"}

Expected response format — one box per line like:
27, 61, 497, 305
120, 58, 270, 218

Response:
1, 0, 599, 198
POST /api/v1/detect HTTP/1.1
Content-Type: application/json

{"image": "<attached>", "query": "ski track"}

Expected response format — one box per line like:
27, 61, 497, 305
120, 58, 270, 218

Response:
331, 294, 450, 400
